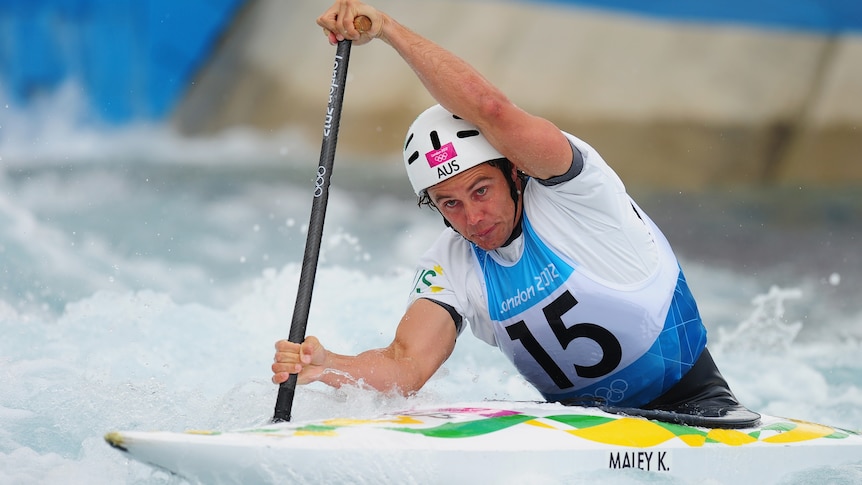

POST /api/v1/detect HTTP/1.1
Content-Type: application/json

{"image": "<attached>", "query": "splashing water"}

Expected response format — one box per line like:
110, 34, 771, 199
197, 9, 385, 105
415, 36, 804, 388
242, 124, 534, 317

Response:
715, 286, 803, 353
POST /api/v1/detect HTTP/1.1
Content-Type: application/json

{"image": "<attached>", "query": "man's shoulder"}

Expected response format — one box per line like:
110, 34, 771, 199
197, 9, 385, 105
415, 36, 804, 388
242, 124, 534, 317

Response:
420, 228, 475, 265
409, 228, 479, 306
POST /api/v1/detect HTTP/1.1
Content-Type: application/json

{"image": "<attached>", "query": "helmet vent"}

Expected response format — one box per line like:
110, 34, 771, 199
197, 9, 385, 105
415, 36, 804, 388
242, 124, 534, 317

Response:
404, 132, 419, 165
430, 130, 441, 150
457, 130, 480, 138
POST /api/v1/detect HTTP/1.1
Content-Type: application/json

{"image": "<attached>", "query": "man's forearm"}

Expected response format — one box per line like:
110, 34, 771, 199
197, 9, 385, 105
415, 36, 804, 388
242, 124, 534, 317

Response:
317, 347, 425, 396
378, 14, 509, 127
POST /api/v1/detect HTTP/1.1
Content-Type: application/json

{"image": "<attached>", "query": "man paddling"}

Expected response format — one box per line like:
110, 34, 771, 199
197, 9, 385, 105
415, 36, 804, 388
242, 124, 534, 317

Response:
273, 0, 757, 424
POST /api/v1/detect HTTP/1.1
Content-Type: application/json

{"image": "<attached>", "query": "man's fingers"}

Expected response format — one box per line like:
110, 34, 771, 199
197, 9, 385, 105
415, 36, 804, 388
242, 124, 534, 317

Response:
272, 336, 321, 385
272, 361, 302, 374
274, 338, 295, 350
271, 371, 294, 384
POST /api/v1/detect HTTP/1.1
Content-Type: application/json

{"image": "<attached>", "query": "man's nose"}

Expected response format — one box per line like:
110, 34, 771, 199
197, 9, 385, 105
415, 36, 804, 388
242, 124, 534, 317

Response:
463, 201, 483, 226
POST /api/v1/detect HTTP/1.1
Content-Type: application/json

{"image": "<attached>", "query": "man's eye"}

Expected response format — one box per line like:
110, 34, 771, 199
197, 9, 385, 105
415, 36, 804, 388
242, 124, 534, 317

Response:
476, 187, 488, 196
443, 200, 458, 208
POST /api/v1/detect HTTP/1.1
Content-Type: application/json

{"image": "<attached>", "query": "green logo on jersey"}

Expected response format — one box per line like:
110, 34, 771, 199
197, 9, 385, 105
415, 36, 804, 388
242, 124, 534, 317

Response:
413, 264, 445, 294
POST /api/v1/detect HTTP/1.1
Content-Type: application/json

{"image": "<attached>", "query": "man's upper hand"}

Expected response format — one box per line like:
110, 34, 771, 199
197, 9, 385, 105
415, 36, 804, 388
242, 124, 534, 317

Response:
317, 0, 384, 46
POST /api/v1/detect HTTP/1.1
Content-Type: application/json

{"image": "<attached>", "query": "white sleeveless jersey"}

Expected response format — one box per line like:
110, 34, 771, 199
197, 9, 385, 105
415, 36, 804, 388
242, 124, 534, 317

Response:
408, 133, 707, 407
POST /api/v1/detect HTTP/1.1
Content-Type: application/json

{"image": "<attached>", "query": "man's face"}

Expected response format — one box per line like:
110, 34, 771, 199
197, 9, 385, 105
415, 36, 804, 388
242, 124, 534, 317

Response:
427, 163, 519, 251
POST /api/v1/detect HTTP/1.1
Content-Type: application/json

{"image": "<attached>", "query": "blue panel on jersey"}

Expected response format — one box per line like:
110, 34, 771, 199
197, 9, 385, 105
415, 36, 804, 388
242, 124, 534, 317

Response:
474, 217, 575, 321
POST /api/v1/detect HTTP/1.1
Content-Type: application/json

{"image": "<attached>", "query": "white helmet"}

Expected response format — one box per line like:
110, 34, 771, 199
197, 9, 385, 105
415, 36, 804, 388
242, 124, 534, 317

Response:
403, 104, 506, 195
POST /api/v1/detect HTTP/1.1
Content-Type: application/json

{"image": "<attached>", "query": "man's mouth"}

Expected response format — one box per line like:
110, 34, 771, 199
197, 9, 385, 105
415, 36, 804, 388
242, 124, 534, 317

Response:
472, 224, 497, 241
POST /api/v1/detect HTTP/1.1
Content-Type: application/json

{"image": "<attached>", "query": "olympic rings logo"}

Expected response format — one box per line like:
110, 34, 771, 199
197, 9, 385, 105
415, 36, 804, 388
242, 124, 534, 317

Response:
432, 151, 449, 163
593, 379, 629, 404
314, 166, 327, 197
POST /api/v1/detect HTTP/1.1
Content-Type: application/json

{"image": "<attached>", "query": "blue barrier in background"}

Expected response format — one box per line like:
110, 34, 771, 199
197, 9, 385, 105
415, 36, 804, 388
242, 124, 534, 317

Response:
0, 0, 859, 124
0, 0, 245, 122
542, 0, 862, 34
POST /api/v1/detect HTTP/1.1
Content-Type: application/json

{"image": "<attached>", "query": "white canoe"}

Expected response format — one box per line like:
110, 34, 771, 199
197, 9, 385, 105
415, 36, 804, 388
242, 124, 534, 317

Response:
105, 401, 862, 484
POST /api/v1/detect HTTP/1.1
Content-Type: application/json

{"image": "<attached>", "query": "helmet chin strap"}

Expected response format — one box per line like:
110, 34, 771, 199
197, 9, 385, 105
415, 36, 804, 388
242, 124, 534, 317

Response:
500, 182, 524, 247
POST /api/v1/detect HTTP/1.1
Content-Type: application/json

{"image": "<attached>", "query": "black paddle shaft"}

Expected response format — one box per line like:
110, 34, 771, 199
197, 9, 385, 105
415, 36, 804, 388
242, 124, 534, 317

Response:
273, 38, 353, 423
